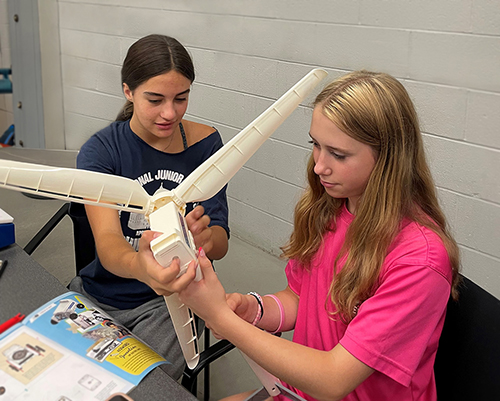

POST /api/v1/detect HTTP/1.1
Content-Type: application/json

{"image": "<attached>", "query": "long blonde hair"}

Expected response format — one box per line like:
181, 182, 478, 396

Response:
281, 70, 460, 322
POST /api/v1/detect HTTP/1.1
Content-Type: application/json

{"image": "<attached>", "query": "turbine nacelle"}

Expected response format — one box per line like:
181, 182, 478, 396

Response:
149, 185, 186, 215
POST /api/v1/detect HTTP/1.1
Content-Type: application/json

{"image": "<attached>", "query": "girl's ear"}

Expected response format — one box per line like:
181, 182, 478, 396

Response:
123, 83, 133, 102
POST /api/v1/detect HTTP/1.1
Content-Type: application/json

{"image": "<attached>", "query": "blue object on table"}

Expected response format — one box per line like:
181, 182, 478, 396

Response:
0, 208, 15, 248
0, 223, 15, 249
0, 68, 12, 94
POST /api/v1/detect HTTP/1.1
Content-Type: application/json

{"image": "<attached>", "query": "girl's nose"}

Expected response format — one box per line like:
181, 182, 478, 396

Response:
160, 102, 176, 120
313, 152, 331, 176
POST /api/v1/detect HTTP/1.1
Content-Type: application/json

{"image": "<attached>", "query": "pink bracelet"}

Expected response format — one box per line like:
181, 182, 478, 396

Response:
263, 294, 285, 334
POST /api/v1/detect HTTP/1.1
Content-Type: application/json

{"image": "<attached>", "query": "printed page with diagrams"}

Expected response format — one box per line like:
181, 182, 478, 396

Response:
0, 292, 167, 400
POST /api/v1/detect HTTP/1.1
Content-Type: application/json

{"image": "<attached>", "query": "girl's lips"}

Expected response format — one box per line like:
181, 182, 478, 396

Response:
320, 180, 337, 188
155, 122, 174, 130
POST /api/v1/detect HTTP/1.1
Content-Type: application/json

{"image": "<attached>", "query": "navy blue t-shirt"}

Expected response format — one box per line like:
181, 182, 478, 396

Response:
77, 120, 229, 309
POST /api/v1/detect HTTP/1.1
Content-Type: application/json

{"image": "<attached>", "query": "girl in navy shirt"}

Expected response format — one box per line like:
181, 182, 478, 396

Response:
69, 34, 229, 380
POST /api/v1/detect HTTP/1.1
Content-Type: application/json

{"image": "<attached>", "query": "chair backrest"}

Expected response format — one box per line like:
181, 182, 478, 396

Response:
68, 203, 96, 274
434, 275, 500, 400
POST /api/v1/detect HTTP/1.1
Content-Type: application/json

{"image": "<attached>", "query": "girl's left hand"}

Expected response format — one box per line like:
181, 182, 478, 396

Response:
185, 205, 214, 255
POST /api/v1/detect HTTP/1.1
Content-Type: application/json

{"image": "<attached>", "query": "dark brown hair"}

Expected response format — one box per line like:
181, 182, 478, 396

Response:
116, 34, 195, 121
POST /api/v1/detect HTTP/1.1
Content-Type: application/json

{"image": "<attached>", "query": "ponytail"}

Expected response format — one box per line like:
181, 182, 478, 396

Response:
115, 100, 134, 122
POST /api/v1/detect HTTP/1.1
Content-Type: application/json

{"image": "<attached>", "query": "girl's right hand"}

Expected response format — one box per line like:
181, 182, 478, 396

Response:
132, 230, 195, 296
200, 292, 257, 339
226, 293, 258, 324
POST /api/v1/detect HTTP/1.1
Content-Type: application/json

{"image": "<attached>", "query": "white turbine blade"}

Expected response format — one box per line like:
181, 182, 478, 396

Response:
173, 68, 327, 204
148, 203, 201, 369
240, 351, 281, 397
0, 159, 151, 214
163, 295, 200, 370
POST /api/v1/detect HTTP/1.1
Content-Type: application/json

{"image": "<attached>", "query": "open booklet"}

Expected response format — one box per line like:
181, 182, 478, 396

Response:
0, 291, 168, 400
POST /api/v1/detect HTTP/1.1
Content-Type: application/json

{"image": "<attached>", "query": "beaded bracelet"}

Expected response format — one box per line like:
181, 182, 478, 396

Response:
247, 292, 264, 326
263, 294, 285, 334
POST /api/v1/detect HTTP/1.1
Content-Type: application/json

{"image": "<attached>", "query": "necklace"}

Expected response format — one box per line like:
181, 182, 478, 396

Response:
162, 132, 175, 152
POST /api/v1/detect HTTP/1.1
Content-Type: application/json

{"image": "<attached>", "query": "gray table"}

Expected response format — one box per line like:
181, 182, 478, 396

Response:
0, 147, 78, 168
0, 243, 198, 401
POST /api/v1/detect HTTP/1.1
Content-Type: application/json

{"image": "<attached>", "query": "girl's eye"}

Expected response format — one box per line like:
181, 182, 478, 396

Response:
148, 99, 161, 104
331, 152, 346, 160
309, 139, 346, 160
175, 97, 187, 102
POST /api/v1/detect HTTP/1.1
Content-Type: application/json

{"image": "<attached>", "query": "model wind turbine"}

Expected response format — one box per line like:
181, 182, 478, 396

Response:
0, 68, 326, 395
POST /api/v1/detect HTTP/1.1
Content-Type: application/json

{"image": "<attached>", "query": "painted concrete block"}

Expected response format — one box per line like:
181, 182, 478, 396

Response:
410, 31, 500, 92
404, 80, 467, 140
228, 198, 292, 257
461, 247, 500, 299
272, 142, 310, 188
471, 0, 500, 35
228, 168, 300, 223
424, 135, 500, 204
63, 112, 109, 150
454, 195, 500, 258
465, 91, 500, 148
60, 30, 123, 65
361, 0, 471, 32
63, 86, 123, 121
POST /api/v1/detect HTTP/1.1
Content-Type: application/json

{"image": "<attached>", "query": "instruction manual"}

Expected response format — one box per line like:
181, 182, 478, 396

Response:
0, 291, 168, 400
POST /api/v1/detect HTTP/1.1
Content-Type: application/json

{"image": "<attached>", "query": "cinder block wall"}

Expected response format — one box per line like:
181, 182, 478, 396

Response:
0, 0, 13, 133
30, 1, 500, 296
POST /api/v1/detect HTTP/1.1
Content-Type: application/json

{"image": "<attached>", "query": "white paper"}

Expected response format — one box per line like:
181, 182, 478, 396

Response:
0, 208, 14, 224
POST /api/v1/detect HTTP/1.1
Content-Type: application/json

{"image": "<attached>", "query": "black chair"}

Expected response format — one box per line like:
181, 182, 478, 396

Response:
434, 274, 500, 400
24, 202, 95, 273
24, 202, 234, 400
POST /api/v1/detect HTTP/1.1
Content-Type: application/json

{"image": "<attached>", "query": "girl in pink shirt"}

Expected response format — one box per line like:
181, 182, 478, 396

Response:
172, 70, 461, 400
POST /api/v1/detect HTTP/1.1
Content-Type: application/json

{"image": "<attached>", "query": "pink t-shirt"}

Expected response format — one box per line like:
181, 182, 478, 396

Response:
279, 205, 452, 401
